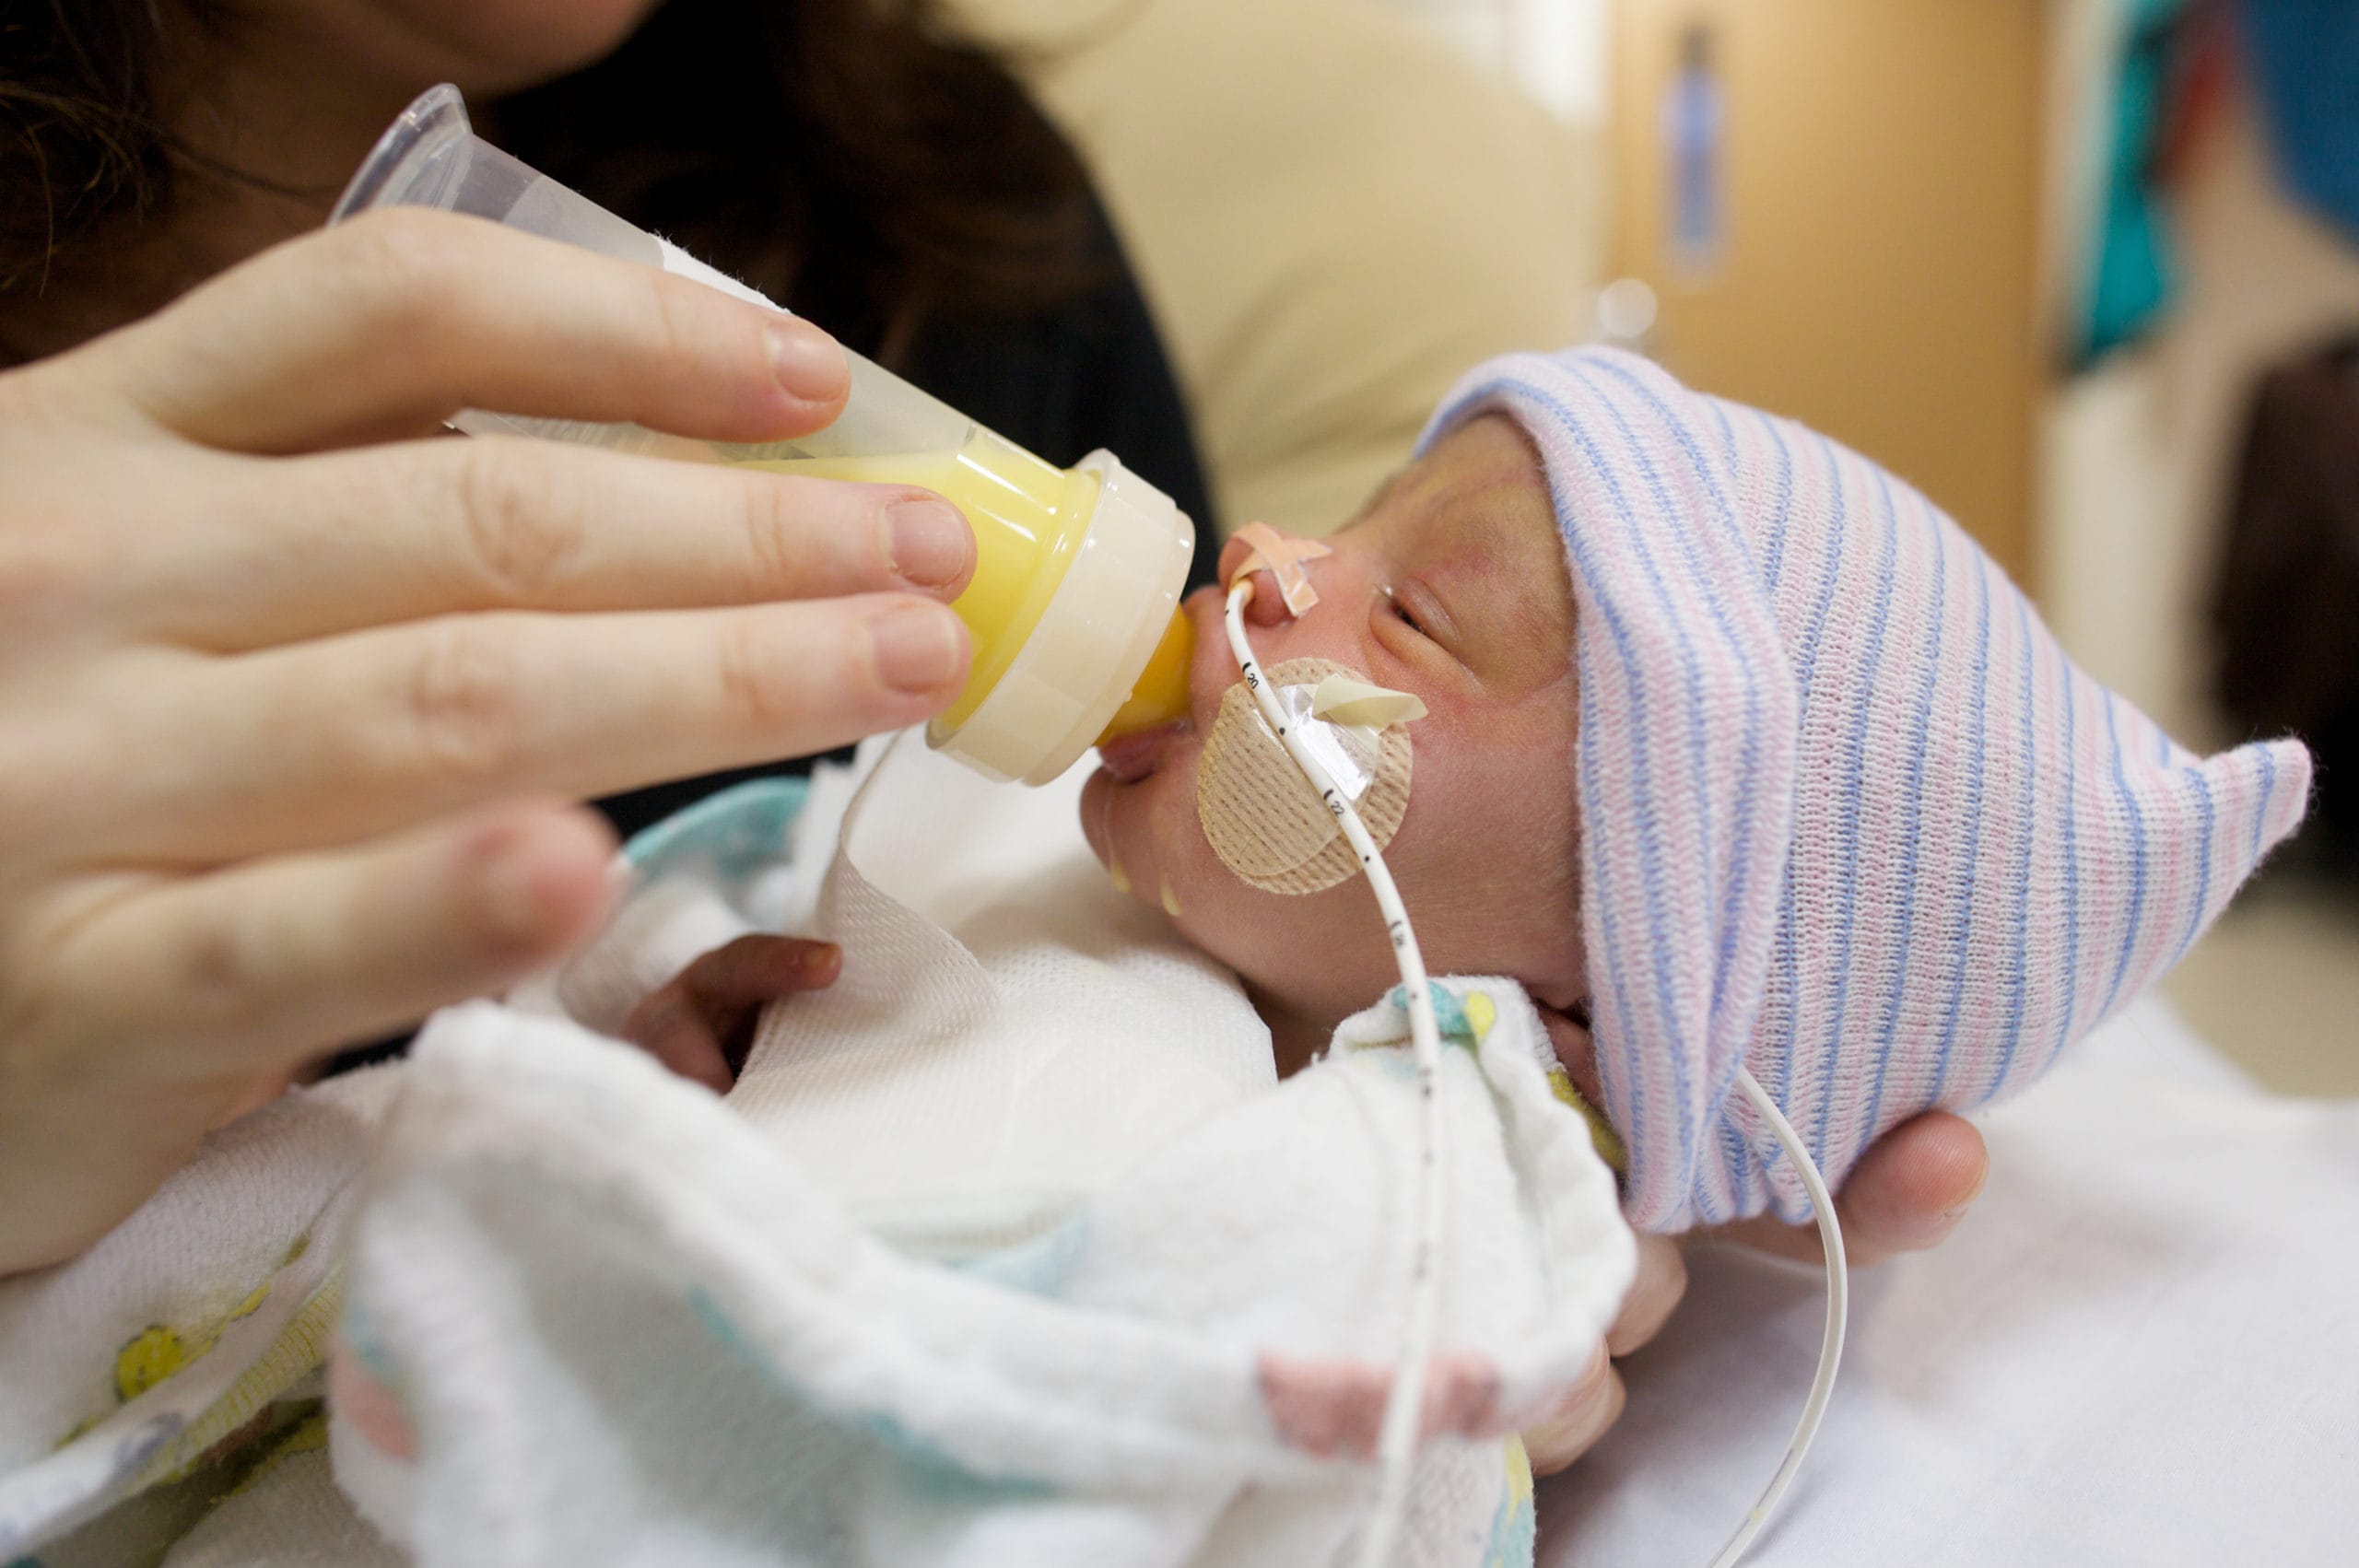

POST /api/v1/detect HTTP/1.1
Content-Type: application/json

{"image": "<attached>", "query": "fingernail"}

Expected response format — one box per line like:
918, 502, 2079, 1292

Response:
886, 497, 973, 591
768, 321, 848, 403
796, 942, 841, 970
1888, 1207, 1966, 1251
1936, 1193, 1981, 1230
868, 603, 968, 695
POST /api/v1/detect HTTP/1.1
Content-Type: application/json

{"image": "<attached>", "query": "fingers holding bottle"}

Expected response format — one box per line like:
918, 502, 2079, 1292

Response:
65, 211, 851, 455
57, 592, 968, 868
0, 210, 980, 1276
98, 439, 974, 654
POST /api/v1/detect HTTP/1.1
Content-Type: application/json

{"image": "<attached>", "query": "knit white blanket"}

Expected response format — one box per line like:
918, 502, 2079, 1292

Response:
0, 738, 1634, 1567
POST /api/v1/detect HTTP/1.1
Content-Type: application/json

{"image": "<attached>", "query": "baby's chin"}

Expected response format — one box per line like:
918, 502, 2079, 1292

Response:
1076, 766, 1387, 1029
1076, 765, 1118, 870
1075, 761, 1161, 897
1077, 742, 1214, 920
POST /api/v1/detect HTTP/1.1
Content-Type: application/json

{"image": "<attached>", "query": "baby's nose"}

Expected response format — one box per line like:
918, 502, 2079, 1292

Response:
1214, 531, 1271, 591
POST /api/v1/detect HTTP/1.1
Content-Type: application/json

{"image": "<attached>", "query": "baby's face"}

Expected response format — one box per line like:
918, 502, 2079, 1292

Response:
1080, 415, 1588, 1044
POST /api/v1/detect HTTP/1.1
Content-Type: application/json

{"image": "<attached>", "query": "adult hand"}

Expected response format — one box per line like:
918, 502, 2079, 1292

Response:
1706, 1107, 1989, 1267
0, 211, 978, 1274
1522, 1108, 1989, 1474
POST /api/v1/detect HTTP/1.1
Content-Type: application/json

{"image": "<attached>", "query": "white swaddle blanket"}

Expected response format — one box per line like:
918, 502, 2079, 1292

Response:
0, 737, 1635, 1567
724, 731, 1286, 1255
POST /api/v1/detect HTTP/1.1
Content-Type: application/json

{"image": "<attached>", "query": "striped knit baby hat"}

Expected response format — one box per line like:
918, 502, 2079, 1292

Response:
1419, 347, 2313, 1234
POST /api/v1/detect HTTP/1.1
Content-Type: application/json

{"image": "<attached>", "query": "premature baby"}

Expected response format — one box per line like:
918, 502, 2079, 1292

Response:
647, 345, 2313, 1233
414, 341, 2303, 1565
0, 347, 2309, 1568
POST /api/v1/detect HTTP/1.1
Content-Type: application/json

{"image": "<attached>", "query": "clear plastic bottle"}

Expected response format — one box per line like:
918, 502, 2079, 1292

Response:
334, 85, 1195, 785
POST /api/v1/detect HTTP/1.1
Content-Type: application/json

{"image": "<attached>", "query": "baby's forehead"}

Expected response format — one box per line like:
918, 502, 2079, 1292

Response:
1376, 415, 1561, 567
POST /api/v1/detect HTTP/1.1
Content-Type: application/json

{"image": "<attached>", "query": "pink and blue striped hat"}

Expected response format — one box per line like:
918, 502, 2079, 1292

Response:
1420, 347, 2312, 1233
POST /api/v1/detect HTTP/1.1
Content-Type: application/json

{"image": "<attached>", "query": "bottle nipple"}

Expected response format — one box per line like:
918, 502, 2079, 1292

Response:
1097, 609, 1195, 743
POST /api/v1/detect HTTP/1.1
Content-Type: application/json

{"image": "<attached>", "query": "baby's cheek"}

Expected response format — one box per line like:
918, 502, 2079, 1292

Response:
1191, 660, 1414, 897
1164, 673, 1431, 1009
1166, 775, 1409, 1006
1136, 755, 1297, 971
1175, 877, 1382, 1010
1389, 722, 1584, 974
1152, 771, 1260, 939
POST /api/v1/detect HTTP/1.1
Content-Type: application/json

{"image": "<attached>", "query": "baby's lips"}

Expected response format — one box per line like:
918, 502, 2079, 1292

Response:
1097, 720, 1186, 784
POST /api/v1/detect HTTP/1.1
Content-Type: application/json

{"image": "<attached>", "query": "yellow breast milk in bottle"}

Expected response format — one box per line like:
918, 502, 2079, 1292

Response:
334, 85, 1196, 785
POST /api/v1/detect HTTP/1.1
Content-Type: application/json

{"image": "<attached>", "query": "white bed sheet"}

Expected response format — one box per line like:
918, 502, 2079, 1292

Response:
1537, 998, 2359, 1566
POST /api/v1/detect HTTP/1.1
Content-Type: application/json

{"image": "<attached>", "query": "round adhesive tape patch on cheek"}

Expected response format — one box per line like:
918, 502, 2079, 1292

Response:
1196, 657, 1414, 895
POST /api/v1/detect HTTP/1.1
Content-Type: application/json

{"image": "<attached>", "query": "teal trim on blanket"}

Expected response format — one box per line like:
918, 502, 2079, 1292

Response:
686, 1287, 1056, 1503
624, 778, 810, 881
954, 1220, 1091, 1299
1482, 1439, 1538, 1568
1484, 1491, 1537, 1568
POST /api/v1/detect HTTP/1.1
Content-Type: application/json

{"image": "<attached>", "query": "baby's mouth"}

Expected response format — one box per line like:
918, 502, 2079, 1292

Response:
1097, 720, 1189, 784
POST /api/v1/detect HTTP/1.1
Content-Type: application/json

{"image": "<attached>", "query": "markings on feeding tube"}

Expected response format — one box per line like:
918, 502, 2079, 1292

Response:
1201, 654, 1409, 896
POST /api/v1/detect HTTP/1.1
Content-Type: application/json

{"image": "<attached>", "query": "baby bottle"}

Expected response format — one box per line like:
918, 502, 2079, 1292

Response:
334, 85, 1195, 786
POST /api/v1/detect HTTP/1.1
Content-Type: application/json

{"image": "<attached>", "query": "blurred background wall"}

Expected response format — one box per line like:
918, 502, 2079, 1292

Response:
2035, 0, 2359, 1088
947, 0, 1608, 538
956, 0, 2358, 1090
1606, 0, 2045, 586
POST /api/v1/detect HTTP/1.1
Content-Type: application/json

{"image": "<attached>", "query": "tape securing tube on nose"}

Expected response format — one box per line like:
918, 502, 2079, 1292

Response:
1197, 657, 1414, 895
1228, 522, 1332, 616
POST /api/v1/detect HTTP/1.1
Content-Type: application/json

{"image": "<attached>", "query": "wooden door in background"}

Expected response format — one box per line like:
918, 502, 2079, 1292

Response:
1610, 0, 2044, 582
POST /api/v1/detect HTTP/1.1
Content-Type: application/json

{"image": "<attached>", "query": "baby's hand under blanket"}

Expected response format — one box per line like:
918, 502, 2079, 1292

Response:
620, 935, 842, 1094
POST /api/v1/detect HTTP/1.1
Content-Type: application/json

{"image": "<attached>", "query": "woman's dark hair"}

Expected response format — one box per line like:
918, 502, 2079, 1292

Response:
492, 0, 1102, 361
0, 1, 220, 292
0, 0, 1100, 360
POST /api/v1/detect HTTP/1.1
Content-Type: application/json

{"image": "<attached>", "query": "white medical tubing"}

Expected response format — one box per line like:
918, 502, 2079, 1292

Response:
1709, 1068, 1849, 1568
1220, 582, 1445, 1568
1222, 579, 1847, 1568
